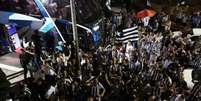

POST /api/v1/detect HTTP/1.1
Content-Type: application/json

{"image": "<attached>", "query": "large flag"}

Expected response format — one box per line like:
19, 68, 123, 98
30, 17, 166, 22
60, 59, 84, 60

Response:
116, 27, 139, 43
33, 0, 65, 43
39, 17, 55, 33
34, 0, 55, 33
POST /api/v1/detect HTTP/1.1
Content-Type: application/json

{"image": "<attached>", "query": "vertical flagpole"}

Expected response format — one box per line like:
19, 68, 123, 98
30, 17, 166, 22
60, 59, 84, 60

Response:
70, 0, 81, 75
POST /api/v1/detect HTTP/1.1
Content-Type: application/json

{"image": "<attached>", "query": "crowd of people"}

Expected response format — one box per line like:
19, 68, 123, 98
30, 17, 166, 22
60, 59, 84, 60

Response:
7, 2, 201, 101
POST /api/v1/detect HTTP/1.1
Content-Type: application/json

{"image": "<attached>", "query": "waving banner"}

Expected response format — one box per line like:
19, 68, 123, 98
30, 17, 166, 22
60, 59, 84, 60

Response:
33, 0, 65, 43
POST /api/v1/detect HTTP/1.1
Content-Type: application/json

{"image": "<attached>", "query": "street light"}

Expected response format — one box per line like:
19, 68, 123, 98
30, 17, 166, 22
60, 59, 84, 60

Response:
70, 0, 81, 76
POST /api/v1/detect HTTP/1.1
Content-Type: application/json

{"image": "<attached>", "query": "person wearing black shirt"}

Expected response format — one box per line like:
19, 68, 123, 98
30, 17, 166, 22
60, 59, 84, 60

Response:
20, 47, 34, 80
31, 31, 43, 68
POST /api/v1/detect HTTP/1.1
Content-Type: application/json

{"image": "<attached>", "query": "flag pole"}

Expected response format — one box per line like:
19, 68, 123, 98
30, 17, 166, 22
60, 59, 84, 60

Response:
70, 0, 81, 75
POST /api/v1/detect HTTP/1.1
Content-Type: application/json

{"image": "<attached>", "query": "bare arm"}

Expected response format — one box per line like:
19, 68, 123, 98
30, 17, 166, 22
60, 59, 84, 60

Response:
22, 48, 35, 55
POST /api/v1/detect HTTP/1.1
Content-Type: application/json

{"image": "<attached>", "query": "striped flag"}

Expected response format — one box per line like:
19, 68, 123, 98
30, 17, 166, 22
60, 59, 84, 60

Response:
150, 68, 160, 81
191, 82, 201, 97
116, 27, 139, 43
162, 74, 172, 87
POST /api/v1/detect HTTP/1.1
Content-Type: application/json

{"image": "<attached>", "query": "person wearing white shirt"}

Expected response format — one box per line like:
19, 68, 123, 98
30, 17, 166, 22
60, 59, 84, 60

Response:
45, 84, 57, 100
126, 41, 134, 60
126, 41, 135, 70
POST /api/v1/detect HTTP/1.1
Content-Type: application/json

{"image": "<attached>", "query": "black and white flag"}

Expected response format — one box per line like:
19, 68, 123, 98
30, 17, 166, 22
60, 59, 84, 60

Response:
191, 82, 201, 97
116, 27, 139, 43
